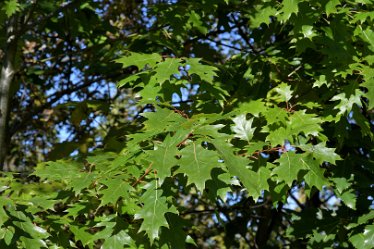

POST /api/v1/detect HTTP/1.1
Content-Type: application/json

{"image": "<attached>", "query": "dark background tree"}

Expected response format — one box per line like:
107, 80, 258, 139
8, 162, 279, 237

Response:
0, 0, 373, 248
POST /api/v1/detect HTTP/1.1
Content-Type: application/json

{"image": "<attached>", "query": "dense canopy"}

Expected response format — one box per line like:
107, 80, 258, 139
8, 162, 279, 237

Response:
0, 0, 373, 248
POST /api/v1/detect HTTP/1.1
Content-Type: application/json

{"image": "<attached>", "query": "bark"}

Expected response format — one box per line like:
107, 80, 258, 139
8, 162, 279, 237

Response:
255, 198, 283, 248
0, 16, 19, 169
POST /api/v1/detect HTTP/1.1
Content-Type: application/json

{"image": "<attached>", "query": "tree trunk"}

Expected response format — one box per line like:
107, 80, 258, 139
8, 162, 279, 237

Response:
0, 16, 19, 170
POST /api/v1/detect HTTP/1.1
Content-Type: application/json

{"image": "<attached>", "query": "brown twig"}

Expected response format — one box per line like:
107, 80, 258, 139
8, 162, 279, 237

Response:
173, 108, 189, 119
176, 133, 193, 147
252, 146, 284, 156
132, 163, 153, 187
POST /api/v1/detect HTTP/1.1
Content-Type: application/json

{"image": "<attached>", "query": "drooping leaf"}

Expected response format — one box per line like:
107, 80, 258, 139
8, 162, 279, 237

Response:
211, 138, 264, 200
134, 181, 178, 243
300, 154, 328, 190
146, 131, 189, 182
362, 78, 374, 110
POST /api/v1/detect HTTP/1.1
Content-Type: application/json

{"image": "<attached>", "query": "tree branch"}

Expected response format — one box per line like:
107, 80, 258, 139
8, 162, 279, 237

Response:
0, 16, 20, 169
10, 73, 122, 136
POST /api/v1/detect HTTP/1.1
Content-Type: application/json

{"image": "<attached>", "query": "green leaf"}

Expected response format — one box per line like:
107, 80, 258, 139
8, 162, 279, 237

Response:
2, 0, 20, 17
160, 214, 190, 248
331, 90, 362, 117
280, 0, 299, 21
325, 0, 340, 16
300, 143, 341, 165
349, 225, 374, 249
135, 181, 178, 243
273, 150, 329, 190
352, 105, 373, 138
210, 139, 263, 200
347, 210, 374, 230
146, 144, 178, 183
338, 190, 356, 210
205, 169, 231, 202
141, 108, 187, 134
313, 75, 329, 88
102, 231, 133, 249
302, 25, 316, 39
184, 58, 217, 83
19, 237, 47, 249
362, 78, 374, 110
33, 160, 82, 182
265, 127, 288, 146
332, 177, 352, 194
231, 114, 256, 142
70, 225, 94, 247
234, 99, 267, 117
117, 73, 142, 88
175, 142, 221, 192
65, 202, 88, 219
115, 52, 162, 69
154, 58, 182, 84
249, 6, 277, 28
263, 106, 288, 125
288, 110, 323, 137
268, 83, 293, 103
359, 26, 374, 51
70, 173, 96, 194
99, 177, 133, 206
0, 226, 15, 246
272, 151, 304, 186
300, 154, 328, 190
10, 210, 49, 239
247, 166, 271, 199
186, 11, 208, 34
146, 132, 189, 182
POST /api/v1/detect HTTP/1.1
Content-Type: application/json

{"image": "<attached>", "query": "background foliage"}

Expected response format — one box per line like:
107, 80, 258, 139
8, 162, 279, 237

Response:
0, 0, 373, 248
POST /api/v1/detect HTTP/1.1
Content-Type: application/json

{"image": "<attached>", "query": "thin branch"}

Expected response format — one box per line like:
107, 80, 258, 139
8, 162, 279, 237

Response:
287, 65, 302, 78
23, 0, 80, 33
176, 133, 193, 147
132, 163, 153, 187
288, 190, 304, 210
230, 13, 261, 55
205, 37, 250, 52
10, 73, 122, 136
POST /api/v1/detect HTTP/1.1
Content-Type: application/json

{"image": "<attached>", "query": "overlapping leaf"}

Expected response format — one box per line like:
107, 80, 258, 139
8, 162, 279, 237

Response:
134, 181, 178, 243
231, 114, 256, 142
175, 142, 221, 191
99, 177, 133, 206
